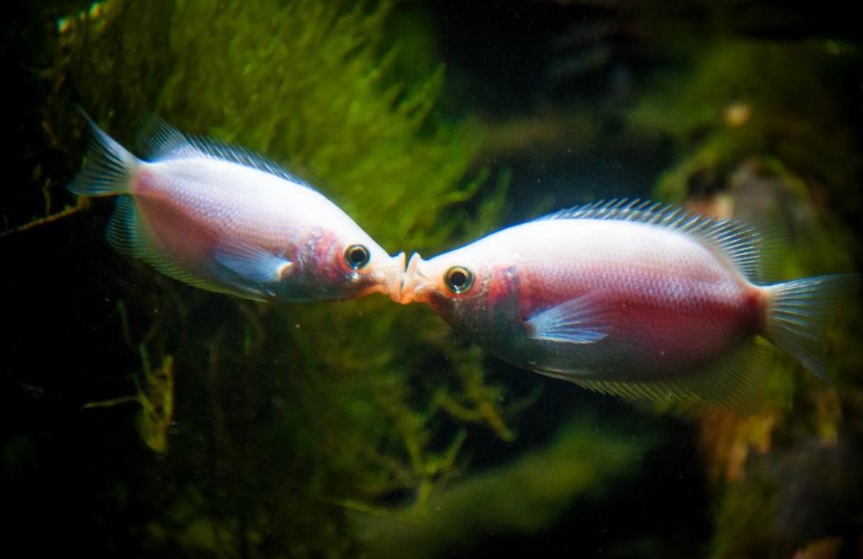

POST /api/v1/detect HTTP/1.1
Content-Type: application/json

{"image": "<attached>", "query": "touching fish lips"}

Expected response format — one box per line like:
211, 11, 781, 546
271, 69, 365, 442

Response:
357, 250, 406, 301
383, 251, 407, 302
70, 110, 411, 303
394, 252, 429, 304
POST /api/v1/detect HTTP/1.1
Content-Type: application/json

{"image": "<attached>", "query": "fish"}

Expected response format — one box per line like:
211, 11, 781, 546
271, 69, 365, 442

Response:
68, 111, 404, 302
396, 199, 859, 410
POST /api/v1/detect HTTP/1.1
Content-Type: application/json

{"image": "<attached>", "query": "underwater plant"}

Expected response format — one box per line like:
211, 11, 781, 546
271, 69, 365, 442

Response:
625, 30, 863, 558
6, 1, 861, 557
355, 415, 655, 559
2, 0, 523, 556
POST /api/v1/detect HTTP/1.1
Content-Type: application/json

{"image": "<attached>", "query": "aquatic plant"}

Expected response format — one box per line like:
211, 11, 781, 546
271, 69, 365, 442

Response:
10, 0, 516, 555
626, 32, 862, 558
354, 415, 655, 558
7, 1, 860, 556
629, 39, 860, 214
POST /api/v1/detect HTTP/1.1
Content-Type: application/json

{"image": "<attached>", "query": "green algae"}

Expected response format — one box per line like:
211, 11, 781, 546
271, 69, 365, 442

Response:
6, 2, 861, 557
629, 39, 861, 214
624, 25, 863, 559
43, 0, 515, 555
354, 415, 655, 559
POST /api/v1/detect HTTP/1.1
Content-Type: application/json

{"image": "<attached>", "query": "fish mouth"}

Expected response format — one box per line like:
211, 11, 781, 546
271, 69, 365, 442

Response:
394, 252, 429, 305
380, 251, 407, 303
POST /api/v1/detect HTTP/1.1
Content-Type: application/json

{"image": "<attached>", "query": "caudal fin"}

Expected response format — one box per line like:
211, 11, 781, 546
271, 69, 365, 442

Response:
67, 111, 139, 197
765, 273, 860, 380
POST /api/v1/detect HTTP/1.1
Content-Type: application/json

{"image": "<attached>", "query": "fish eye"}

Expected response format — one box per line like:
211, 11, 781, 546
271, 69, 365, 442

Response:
444, 266, 474, 294
344, 244, 371, 270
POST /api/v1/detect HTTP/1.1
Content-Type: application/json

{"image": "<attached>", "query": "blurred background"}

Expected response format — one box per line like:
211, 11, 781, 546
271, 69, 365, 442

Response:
2, 1, 861, 557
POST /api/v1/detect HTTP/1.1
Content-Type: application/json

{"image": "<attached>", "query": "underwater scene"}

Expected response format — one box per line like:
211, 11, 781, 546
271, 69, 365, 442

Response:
2, 0, 862, 557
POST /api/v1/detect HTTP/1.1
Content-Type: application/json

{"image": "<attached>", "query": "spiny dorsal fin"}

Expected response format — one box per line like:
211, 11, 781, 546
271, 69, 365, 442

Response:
131, 113, 314, 189
540, 198, 765, 282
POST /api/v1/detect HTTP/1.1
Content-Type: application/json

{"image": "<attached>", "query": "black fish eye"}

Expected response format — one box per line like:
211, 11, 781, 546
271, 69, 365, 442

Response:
444, 266, 474, 294
344, 244, 371, 270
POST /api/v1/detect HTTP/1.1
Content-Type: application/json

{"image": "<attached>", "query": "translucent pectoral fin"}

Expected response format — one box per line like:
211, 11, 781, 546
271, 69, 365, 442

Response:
526, 293, 613, 344
214, 243, 294, 284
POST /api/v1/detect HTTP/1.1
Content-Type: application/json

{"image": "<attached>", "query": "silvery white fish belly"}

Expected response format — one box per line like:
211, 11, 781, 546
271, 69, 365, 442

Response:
68, 111, 403, 302
398, 200, 859, 409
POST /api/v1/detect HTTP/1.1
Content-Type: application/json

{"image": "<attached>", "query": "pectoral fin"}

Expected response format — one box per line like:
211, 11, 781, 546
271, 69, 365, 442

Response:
526, 293, 613, 344
214, 243, 293, 284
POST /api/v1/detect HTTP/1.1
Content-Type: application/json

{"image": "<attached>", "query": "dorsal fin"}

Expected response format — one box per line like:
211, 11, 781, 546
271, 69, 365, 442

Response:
540, 198, 766, 282
131, 113, 314, 189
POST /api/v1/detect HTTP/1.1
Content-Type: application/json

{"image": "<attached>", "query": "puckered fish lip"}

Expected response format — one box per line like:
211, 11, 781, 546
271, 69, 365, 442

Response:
396, 252, 429, 304
384, 251, 407, 303
355, 251, 405, 301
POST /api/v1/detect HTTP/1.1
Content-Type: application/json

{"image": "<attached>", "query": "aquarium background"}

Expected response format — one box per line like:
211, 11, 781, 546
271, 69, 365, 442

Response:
2, 0, 862, 557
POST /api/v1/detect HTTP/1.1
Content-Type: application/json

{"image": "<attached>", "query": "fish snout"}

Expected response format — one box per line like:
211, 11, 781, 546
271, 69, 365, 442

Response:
397, 253, 430, 305
381, 251, 407, 303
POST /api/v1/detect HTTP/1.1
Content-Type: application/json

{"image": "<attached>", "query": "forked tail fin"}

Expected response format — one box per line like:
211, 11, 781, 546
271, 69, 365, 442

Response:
67, 110, 139, 197
765, 273, 860, 380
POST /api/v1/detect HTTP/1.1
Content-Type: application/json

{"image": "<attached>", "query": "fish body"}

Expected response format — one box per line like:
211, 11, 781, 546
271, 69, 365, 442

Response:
69, 112, 403, 302
398, 200, 858, 408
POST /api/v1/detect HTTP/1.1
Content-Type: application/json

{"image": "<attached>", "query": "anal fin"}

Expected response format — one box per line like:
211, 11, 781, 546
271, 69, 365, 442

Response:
551, 338, 770, 414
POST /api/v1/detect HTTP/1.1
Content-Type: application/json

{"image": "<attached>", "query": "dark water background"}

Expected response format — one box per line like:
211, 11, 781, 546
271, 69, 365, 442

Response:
2, 1, 862, 558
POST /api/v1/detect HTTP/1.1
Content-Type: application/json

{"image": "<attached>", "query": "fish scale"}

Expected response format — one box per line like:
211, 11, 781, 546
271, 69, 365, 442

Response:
398, 199, 859, 411
69, 110, 404, 302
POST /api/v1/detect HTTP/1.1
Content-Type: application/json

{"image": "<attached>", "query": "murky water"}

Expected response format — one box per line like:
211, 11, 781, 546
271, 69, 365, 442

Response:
2, 1, 861, 557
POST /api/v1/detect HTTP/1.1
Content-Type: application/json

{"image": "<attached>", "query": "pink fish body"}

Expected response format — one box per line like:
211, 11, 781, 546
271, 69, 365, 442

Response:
398, 200, 857, 408
69, 112, 403, 302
